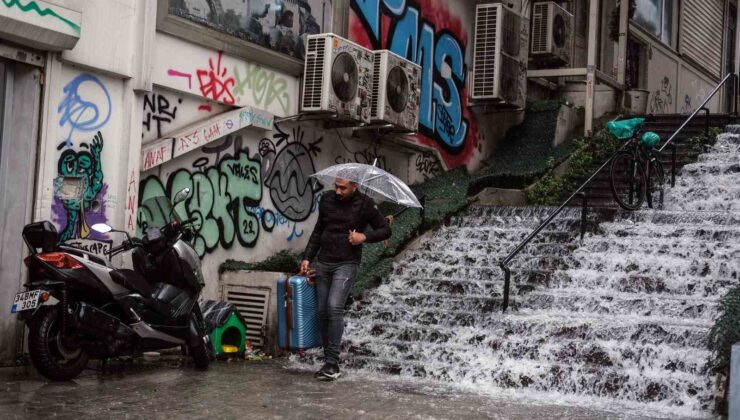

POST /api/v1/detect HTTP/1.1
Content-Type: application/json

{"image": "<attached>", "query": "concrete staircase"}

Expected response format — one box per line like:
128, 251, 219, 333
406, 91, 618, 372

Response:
327, 126, 740, 418
581, 114, 738, 208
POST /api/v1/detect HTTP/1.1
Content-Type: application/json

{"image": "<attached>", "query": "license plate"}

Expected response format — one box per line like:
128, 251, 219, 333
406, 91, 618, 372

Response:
11, 290, 41, 313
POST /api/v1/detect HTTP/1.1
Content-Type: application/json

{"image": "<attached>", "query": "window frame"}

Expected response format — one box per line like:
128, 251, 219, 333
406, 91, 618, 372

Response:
156, 0, 349, 76
631, 0, 680, 49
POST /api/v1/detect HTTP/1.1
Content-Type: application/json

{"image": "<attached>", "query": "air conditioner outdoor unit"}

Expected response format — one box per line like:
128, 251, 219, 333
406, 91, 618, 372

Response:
371, 50, 421, 132
531, 1, 573, 65
470, 3, 528, 108
301, 33, 374, 124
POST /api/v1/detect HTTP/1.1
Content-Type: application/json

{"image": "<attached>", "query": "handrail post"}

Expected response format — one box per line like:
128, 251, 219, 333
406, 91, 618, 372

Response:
646, 158, 653, 208
500, 263, 511, 313
578, 192, 588, 240
699, 107, 710, 138
732, 74, 740, 117
670, 144, 677, 187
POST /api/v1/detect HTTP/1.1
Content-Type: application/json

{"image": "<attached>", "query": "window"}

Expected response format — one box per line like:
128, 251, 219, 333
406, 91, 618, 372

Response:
168, 0, 334, 60
633, 0, 677, 47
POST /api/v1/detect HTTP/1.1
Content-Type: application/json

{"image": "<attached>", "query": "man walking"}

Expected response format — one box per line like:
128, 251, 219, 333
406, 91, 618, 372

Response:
301, 177, 392, 381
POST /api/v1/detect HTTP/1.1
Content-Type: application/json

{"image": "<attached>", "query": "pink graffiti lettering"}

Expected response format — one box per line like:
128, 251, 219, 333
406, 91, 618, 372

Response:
167, 69, 192, 89
143, 145, 169, 171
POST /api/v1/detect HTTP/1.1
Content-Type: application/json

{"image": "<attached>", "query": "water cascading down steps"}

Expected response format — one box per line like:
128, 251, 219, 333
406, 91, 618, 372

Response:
330, 128, 740, 417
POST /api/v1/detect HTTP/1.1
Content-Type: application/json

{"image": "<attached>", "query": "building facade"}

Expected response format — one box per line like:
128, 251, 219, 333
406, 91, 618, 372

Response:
0, 0, 735, 363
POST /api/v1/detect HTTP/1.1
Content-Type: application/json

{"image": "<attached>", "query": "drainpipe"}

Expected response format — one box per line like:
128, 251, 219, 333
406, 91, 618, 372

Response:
584, 0, 600, 137
616, 0, 629, 87
730, 343, 740, 419
735, 4, 740, 114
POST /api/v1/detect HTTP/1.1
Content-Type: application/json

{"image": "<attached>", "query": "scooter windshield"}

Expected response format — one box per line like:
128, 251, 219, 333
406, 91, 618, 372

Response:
138, 196, 185, 231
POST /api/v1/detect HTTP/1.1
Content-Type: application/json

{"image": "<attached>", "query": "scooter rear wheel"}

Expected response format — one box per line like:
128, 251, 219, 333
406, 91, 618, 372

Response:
29, 307, 89, 381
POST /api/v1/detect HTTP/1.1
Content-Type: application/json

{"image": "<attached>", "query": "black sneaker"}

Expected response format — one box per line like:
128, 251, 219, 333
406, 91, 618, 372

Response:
317, 363, 341, 381
313, 364, 326, 379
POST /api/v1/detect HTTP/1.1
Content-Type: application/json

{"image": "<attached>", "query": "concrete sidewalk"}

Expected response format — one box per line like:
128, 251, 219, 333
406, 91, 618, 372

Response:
0, 356, 666, 419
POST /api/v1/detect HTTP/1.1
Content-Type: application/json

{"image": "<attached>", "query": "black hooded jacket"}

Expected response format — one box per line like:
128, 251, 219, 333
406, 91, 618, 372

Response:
303, 191, 392, 264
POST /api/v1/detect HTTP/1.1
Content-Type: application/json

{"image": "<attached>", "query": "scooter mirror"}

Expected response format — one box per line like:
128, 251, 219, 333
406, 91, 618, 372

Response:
173, 188, 191, 205
91, 223, 113, 234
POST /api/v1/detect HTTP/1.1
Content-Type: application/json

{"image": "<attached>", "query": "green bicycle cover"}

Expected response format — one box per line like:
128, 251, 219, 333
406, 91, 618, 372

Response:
640, 131, 661, 147
606, 118, 646, 140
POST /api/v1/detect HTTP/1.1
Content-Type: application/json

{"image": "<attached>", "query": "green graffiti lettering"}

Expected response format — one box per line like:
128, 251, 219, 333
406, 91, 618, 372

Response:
232, 63, 290, 114
137, 149, 262, 257
2, 0, 81, 34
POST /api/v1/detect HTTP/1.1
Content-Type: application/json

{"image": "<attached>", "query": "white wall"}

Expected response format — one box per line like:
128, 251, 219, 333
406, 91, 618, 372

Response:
34, 0, 152, 257
631, 24, 722, 115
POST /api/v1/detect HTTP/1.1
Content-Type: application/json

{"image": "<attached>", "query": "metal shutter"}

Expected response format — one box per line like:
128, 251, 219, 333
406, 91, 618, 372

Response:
680, 0, 724, 77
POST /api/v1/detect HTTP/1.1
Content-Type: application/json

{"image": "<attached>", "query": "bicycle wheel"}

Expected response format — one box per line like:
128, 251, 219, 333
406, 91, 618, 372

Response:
610, 151, 646, 210
646, 157, 665, 209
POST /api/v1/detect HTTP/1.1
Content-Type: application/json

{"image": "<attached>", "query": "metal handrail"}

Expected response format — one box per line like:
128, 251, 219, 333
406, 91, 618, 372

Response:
498, 72, 738, 313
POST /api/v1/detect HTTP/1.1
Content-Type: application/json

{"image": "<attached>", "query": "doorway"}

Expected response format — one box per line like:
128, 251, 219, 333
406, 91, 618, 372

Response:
0, 55, 43, 363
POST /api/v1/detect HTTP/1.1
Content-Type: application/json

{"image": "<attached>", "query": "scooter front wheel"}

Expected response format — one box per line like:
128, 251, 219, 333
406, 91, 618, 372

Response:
189, 306, 210, 370
190, 339, 210, 370
28, 307, 89, 381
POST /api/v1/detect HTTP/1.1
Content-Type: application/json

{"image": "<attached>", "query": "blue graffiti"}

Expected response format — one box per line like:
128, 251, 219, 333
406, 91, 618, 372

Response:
287, 223, 304, 242
351, 0, 468, 153
247, 205, 304, 242
58, 73, 112, 149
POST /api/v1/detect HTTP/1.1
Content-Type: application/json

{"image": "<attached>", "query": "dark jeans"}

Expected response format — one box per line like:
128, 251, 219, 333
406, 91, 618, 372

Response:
314, 261, 359, 366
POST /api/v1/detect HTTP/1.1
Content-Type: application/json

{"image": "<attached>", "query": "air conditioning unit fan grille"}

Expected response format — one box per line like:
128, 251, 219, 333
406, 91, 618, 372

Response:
303, 37, 325, 109
472, 5, 498, 98
225, 287, 270, 348
532, 3, 549, 54
371, 53, 382, 119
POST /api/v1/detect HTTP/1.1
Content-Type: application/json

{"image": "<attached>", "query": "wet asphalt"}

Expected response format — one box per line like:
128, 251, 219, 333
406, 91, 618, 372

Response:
0, 355, 669, 419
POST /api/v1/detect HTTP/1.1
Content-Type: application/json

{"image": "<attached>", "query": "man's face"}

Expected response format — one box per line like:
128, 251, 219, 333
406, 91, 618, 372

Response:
334, 178, 357, 201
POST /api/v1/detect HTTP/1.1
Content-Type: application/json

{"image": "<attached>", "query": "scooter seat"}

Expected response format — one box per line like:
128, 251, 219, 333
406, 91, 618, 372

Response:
110, 269, 154, 297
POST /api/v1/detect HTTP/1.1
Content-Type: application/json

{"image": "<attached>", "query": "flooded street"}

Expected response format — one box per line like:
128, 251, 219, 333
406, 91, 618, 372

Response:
0, 356, 666, 419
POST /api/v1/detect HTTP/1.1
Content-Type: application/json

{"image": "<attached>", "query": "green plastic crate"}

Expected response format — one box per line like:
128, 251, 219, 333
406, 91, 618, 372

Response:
209, 312, 246, 356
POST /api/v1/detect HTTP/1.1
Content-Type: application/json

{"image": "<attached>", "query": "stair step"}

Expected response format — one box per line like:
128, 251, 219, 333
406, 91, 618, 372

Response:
342, 354, 713, 411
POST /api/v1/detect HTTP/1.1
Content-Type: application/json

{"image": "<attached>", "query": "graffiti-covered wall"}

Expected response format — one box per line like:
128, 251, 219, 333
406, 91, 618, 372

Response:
38, 67, 128, 258
139, 112, 414, 297
348, 0, 481, 170
144, 35, 420, 297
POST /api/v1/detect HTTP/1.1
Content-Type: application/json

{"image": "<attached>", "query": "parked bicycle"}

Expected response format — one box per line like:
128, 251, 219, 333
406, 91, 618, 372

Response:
607, 118, 665, 210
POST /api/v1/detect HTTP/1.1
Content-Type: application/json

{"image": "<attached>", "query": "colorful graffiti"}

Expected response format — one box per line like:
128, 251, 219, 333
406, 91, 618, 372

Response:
155, 34, 298, 115
233, 62, 291, 114
57, 73, 112, 149
259, 124, 322, 222
196, 51, 236, 105
1, 0, 80, 34
138, 149, 263, 257
142, 93, 181, 139
52, 131, 108, 244
349, 0, 477, 169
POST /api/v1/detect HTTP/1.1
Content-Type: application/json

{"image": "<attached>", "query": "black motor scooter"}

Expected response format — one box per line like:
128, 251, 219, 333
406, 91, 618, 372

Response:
14, 188, 211, 381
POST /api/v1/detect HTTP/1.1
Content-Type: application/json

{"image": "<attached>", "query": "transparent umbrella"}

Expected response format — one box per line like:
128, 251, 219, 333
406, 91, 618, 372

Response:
310, 162, 423, 208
